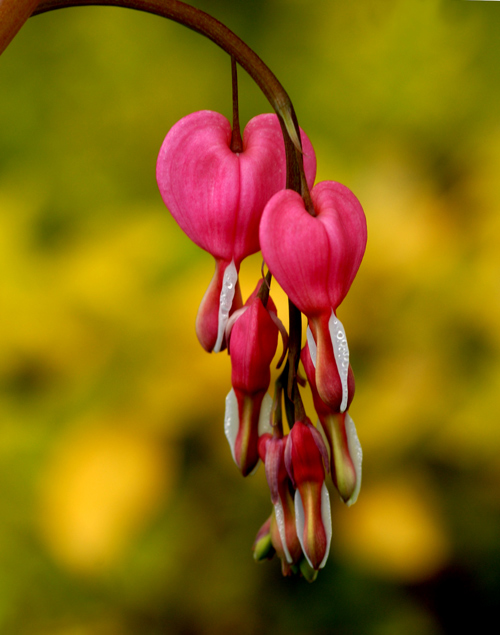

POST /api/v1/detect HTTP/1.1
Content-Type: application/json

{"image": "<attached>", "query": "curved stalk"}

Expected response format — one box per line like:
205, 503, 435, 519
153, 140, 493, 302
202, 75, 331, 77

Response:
0, 0, 41, 55
1, 0, 309, 414
33, 0, 307, 191
33, 0, 308, 403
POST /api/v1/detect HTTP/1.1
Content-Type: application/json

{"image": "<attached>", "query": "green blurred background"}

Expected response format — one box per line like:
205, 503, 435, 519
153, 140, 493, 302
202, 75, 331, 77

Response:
1, 0, 500, 633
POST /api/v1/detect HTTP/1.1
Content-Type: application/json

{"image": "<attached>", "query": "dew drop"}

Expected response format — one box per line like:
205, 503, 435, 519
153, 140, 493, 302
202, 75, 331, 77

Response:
224, 388, 239, 463
328, 311, 350, 412
213, 260, 238, 353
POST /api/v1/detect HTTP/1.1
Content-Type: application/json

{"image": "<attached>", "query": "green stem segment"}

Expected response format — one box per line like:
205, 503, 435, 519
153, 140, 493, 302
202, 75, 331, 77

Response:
1, 0, 309, 424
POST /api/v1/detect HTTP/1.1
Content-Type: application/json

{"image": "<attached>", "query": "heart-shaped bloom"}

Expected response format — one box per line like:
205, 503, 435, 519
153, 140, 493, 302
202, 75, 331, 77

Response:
284, 419, 332, 570
157, 110, 316, 352
301, 343, 362, 506
260, 180, 367, 411
224, 282, 286, 476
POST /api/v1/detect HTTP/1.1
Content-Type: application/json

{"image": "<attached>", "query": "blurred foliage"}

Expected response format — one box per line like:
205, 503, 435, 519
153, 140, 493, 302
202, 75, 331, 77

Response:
1, 0, 500, 633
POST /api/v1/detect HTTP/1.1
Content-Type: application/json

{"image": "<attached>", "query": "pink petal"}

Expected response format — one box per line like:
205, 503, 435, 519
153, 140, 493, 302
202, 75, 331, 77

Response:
260, 180, 367, 316
157, 111, 317, 266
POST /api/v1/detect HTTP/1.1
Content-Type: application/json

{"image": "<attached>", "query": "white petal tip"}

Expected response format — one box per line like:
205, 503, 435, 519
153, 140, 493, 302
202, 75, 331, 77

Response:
258, 393, 273, 436
319, 483, 332, 568
214, 260, 238, 353
344, 412, 362, 506
306, 325, 317, 368
294, 489, 311, 568
223, 388, 239, 464
274, 498, 293, 563
329, 311, 349, 413
294, 486, 332, 570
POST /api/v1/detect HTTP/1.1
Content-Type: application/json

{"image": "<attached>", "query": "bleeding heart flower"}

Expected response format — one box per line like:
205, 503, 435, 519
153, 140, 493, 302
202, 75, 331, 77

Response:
257, 433, 302, 575
157, 110, 316, 352
223, 281, 287, 476
284, 419, 332, 570
259, 180, 366, 411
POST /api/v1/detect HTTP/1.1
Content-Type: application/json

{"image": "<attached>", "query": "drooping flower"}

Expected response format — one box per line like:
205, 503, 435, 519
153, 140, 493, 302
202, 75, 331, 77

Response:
301, 343, 362, 506
157, 110, 316, 352
259, 180, 367, 411
257, 432, 302, 574
284, 419, 332, 570
224, 282, 286, 476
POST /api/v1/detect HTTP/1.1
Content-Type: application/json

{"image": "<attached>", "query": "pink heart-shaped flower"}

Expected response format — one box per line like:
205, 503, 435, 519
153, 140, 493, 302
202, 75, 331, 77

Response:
260, 180, 366, 412
157, 110, 317, 266
259, 180, 366, 316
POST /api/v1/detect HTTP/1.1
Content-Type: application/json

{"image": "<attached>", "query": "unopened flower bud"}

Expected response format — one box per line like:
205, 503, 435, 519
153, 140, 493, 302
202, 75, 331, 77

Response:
284, 419, 332, 570
252, 516, 275, 562
258, 433, 302, 574
224, 283, 286, 475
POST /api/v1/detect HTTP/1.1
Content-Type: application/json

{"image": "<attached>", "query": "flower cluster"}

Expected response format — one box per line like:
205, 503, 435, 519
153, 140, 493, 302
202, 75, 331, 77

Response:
156, 109, 366, 580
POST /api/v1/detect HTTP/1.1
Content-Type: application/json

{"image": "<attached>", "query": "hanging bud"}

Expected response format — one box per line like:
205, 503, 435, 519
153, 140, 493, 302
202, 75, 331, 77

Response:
260, 180, 366, 410
301, 344, 362, 506
157, 110, 316, 352
252, 516, 275, 562
284, 419, 332, 570
224, 282, 286, 476
258, 433, 302, 574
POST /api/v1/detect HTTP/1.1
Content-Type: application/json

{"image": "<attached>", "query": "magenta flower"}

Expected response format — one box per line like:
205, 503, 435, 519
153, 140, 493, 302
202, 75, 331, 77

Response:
223, 282, 286, 476
301, 343, 362, 505
157, 110, 316, 352
259, 180, 367, 411
284, 419, 332, 570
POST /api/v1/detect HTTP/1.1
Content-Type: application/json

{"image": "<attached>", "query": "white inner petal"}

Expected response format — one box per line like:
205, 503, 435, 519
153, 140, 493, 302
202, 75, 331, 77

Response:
294, 489, 312, 568
319, 482, 332, 569
224, 388, 239, 464
274, 498, 292, 563
306, 325, 317, 368
345, 412, 363, 507
328, 311, 349, 412
258, 393, 273, 436
213, 259, 238, 353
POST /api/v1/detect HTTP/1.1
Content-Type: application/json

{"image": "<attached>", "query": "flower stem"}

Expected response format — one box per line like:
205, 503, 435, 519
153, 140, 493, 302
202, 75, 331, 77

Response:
0, 0, 41, 55
31, 0, 308, 194
230, 56, 243, 153
2, 0, 312, 415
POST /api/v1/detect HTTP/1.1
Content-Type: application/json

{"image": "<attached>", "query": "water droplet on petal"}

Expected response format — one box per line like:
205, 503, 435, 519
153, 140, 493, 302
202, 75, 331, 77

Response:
224, 388, 239, 463
214, 260, 238, 353
329, 311, 350, 412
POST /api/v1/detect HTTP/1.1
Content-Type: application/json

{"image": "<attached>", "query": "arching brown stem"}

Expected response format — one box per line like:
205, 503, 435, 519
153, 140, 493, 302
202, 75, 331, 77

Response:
1, 0, 309, 420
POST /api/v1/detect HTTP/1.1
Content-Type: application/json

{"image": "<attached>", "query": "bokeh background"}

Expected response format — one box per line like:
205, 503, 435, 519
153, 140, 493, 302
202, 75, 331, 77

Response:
1, 0, 500, 633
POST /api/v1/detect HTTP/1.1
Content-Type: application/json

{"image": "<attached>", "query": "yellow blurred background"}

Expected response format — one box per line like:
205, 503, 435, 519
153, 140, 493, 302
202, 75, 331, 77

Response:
1, 0, 499, 633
